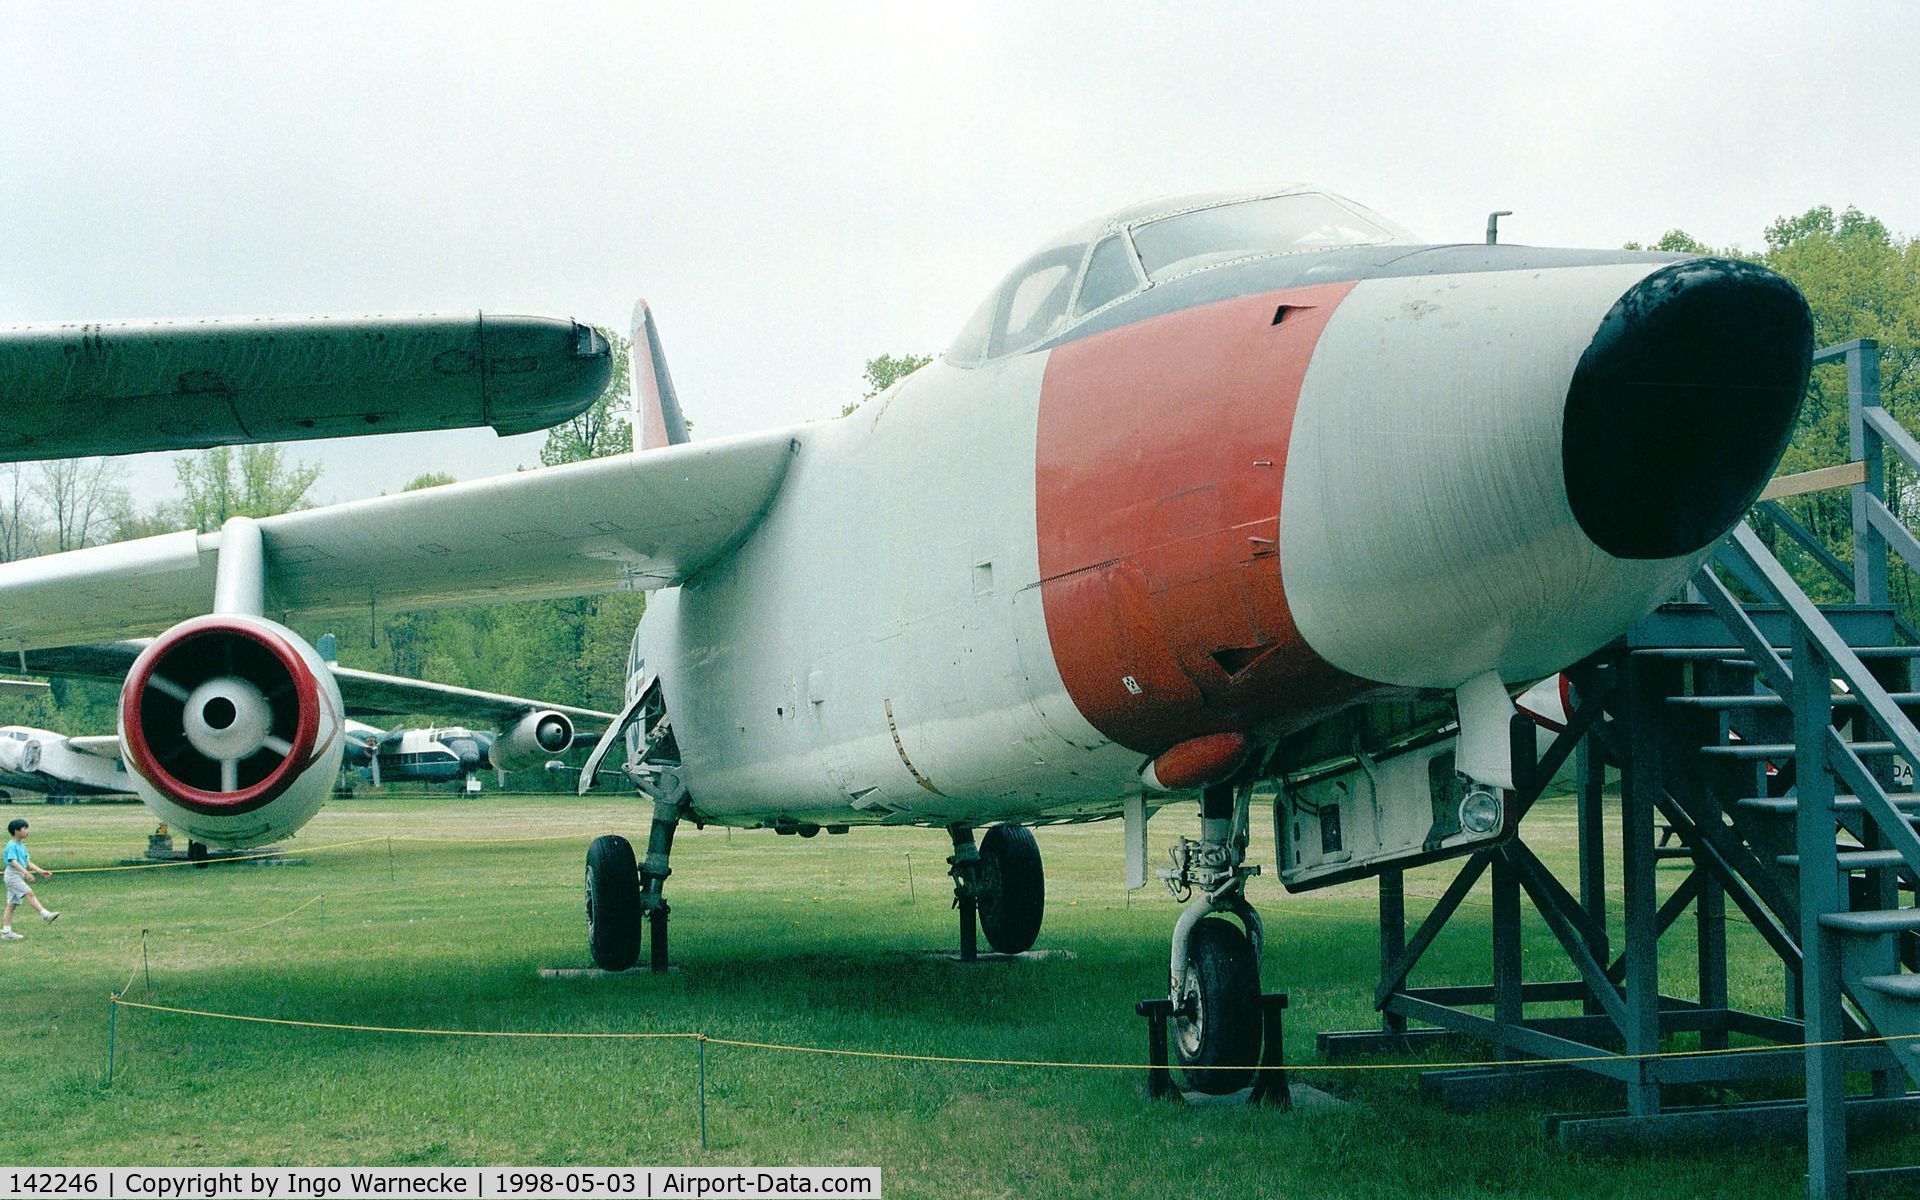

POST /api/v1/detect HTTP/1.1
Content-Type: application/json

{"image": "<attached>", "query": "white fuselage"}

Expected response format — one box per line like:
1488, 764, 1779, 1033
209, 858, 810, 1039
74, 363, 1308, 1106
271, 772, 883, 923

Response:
629, 257, 1718, 831
636, 354, 1134, 828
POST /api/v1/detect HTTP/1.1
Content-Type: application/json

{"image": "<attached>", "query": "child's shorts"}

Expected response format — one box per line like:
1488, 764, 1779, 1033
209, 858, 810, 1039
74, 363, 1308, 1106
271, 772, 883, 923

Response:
4, 871, 30, 903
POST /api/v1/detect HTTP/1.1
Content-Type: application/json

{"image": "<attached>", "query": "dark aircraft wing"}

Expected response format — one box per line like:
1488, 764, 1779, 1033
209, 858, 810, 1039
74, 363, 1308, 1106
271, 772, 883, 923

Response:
11, 641, 615, 733
0, 312, 612, 461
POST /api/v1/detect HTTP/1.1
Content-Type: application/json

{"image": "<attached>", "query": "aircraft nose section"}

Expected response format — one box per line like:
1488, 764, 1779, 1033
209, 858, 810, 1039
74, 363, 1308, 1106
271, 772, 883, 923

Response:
1562, 259, 1812, 560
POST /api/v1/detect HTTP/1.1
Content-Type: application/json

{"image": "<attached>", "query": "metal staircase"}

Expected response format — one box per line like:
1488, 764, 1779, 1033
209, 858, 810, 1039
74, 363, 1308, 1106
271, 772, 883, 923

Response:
1319, 338, 1920, 1198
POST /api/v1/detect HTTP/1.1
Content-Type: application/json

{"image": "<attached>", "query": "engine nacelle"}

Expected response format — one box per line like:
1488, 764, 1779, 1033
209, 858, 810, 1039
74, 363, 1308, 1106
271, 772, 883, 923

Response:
489, 710, 574, 772
119, 615, 344, 849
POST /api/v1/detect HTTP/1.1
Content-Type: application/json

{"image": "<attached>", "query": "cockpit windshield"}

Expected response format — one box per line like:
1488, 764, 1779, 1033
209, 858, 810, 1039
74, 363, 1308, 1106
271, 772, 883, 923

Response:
1131, 193, 1401, 281
946, 189, 1413, 367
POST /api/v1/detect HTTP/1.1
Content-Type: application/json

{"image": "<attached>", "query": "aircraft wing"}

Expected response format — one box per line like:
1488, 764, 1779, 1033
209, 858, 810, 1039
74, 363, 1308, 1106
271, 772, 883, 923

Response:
0, 425, 800, 649
15, 643, 617, 732
328, 667, 617, 731
66, 735, 123, 760
0, 312, 612, 461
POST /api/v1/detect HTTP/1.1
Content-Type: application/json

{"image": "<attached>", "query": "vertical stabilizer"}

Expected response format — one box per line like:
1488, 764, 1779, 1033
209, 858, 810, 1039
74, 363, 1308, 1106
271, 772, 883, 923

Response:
629, 300, 690, 451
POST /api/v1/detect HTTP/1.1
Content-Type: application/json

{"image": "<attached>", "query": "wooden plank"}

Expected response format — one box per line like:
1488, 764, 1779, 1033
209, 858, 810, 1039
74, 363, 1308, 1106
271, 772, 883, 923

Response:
1758, 460, 1868, 501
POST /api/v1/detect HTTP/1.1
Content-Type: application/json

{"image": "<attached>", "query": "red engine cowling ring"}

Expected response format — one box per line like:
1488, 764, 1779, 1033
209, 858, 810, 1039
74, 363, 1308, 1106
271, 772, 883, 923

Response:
120, 616, 322, 816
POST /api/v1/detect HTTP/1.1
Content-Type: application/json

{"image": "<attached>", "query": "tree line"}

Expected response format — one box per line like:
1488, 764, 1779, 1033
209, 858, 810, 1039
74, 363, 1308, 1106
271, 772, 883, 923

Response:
1628, 207, 1920, 610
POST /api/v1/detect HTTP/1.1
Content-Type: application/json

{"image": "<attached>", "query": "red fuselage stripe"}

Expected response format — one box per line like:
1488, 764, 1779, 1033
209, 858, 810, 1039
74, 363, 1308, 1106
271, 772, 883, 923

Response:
1033, 282, 1373, 756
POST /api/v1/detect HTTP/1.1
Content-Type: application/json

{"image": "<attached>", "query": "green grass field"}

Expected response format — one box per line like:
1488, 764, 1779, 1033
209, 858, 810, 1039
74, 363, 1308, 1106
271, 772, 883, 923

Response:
4, 790, 1915, 1198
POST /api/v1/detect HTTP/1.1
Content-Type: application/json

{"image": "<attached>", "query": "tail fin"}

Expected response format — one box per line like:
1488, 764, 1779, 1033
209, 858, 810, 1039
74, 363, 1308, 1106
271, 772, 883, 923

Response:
628, 300, 689, 451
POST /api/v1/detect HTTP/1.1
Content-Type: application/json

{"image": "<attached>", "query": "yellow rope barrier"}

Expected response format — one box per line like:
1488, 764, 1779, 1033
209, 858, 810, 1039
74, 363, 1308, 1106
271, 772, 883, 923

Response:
50, 829, 606, 875
106, 994, 1920, 1074
111, 998, 697, 1041
51, 836, 393, 874
225, 892, 327, 935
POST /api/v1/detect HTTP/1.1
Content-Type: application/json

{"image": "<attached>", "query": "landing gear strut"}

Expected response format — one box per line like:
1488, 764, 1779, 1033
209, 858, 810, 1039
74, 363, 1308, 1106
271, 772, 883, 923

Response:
947, 822, 1046, 959
639, 799, 679, 972
585, 799, 680, 973
947, 824, 980, 961
1162, 783, 1264, 1094
979, 824, 1045, 953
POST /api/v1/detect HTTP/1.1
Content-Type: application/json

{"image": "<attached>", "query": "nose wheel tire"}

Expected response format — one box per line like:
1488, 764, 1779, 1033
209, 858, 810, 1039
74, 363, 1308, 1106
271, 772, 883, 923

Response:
586, 834, 642, 972
977, 823, 1045, 955
1174, 917, 1263, 1095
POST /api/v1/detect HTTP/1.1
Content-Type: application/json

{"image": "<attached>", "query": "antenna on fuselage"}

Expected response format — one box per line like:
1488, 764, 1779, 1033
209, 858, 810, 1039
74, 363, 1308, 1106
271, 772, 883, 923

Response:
1485, 210, 1513, 245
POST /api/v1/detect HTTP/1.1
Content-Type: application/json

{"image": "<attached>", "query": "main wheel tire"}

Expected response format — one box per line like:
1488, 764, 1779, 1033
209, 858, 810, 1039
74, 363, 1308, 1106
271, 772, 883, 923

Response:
1174, 918, 1263, 1095
586, 834, 642, 972
977, 824, 1044, 954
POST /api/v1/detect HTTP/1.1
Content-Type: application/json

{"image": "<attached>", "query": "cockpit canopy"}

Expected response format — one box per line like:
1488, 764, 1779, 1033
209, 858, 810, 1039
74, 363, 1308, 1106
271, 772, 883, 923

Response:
946, 186, 1415, 366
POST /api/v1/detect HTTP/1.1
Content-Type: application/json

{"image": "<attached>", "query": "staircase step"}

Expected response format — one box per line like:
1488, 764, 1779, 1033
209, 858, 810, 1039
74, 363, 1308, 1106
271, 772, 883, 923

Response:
1702, 741, 1900, 760
1860, 973, 1920, 999
1820, 909, 1920, 934
1777, 849, 1908, 869
1634, 646, 1920, 660
1672, 693, 1920, 708
1738, 794, 1920, 813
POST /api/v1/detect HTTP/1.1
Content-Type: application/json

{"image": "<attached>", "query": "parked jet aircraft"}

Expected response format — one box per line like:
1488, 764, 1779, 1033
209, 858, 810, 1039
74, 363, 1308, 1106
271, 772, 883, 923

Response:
0, 186, 1812, 1092
343, 719, 575, 791
0, 723, 135, 800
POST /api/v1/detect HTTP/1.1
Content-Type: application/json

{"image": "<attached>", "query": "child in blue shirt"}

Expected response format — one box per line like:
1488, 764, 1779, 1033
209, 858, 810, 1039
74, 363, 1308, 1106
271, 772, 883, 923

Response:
3, 818, 57, 940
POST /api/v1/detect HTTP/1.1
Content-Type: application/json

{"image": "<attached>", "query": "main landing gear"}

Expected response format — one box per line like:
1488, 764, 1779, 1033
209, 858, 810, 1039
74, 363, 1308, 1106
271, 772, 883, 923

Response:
1161, 783, 1265, 1094
586, 799, 681, 972
947, 822, 1046, 960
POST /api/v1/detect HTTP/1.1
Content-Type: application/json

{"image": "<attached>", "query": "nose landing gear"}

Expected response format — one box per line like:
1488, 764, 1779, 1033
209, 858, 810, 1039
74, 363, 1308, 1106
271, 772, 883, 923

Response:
1161, 783, 1267, 1095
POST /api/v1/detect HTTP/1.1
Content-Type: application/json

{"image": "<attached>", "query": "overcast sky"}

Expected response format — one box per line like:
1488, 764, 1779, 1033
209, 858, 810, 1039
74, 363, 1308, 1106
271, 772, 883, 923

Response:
2, 1, 1915, 508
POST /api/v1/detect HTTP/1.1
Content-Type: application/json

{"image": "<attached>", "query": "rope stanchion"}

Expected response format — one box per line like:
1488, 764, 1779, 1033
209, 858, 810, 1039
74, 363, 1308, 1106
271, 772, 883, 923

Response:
697, 1036, 708, 1150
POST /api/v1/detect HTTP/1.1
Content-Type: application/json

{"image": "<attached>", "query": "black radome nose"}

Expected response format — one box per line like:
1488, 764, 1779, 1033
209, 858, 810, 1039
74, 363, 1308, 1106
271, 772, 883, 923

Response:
1563, 258, 1812, 559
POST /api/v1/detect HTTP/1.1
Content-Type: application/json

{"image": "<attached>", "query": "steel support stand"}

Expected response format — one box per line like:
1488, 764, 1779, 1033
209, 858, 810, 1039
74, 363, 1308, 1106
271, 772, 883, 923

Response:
1621, 658, 1663, 1117
1491, 850, 1523, 1079
1575, 737, 1609, 1018
1849, 340, 1889, 607
1136, 998, 1177, 1101
1379, 868, 1407, 1036
1696, 861, 1729, 1051
1689, 761, 1730, 1052
1792, 626, 1846, 1200
1136, 992, 1288, 1107
1247, 993, 1291, 1109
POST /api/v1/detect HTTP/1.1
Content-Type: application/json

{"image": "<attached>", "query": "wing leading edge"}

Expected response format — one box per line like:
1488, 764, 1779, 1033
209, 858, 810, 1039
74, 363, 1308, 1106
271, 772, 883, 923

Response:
14, 642, 617, 733
0, 426, 802, 650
